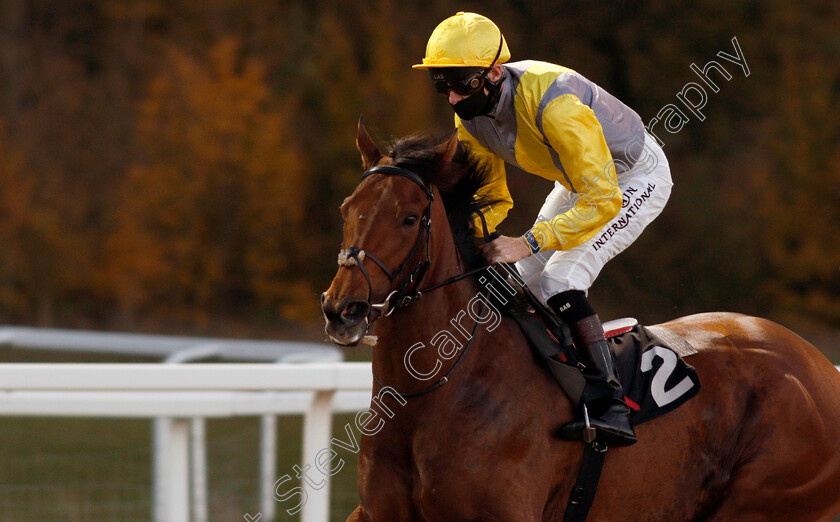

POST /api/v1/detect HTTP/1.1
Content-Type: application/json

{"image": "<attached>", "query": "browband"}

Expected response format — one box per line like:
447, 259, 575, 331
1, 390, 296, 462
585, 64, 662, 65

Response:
362, 165, 434, 200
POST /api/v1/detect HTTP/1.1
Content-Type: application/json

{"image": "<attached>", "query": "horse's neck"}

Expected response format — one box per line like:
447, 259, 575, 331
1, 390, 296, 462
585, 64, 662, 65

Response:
372, 281, 480, 384
371, 225, 484, 395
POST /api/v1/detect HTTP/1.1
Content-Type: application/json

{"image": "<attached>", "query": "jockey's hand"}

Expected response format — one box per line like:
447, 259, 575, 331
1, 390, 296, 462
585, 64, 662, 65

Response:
479, 235, 531, 264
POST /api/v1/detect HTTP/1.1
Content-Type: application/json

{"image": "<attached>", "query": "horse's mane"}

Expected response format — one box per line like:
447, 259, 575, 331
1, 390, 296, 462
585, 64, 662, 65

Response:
386, 133, 498, 271
384, 132, 529, 315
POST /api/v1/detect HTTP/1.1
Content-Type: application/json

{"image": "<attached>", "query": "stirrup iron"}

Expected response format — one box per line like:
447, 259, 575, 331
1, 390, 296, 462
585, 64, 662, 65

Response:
583, 405, 597, 444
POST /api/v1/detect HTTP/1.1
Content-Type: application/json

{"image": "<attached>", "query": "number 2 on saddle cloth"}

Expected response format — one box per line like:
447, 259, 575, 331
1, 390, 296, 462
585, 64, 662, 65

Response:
487, 258, 700, 426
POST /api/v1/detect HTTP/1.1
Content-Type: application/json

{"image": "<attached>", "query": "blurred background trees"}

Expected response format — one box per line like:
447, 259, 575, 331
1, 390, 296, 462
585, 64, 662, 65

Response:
0, 0, 837, 344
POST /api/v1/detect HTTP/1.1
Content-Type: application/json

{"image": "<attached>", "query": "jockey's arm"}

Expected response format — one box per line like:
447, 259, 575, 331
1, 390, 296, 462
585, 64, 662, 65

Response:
523, 94, 622, 255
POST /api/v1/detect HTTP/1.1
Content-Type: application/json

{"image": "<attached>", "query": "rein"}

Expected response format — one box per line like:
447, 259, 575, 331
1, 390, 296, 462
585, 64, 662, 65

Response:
372, 305, 483, 400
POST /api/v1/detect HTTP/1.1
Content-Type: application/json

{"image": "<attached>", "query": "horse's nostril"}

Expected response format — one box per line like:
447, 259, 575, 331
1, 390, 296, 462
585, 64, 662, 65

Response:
341, 301, 369, 323
322, 296, 342, 323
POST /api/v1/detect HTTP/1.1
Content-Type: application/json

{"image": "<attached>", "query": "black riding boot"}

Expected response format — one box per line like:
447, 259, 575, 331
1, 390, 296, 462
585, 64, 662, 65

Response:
547, 291, 637, 447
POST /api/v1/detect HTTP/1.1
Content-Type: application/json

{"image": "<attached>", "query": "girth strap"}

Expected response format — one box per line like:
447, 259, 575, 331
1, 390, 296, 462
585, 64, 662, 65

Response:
563, 440, 608, 522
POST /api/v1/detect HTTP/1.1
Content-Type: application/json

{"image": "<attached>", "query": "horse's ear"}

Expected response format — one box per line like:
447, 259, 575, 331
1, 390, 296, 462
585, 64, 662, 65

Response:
356, 116, 382, 169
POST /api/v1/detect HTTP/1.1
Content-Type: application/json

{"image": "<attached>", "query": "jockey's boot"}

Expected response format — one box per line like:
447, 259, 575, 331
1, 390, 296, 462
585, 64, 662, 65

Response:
547, 291, 637, 447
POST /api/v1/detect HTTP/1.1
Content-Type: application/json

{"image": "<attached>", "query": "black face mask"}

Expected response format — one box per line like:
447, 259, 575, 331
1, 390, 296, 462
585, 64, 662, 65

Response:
453, 89, 491, 120
452, 76, 502, 121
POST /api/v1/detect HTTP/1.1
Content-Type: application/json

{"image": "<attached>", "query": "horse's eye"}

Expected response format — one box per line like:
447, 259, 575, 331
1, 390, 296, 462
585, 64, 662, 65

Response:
403, 215, 418, 226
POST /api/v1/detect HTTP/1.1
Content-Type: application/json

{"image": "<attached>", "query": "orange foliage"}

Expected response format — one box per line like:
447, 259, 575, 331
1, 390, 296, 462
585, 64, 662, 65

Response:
104, 38, 315, 325
0, 1, 836, 332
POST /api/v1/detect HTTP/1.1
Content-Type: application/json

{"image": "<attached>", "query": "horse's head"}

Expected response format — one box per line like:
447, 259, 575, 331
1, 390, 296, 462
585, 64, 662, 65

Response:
321, 120, 486, 346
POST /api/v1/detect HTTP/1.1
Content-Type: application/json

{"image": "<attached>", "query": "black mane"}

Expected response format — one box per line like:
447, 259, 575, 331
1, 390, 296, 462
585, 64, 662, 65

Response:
386, 133, 497, 271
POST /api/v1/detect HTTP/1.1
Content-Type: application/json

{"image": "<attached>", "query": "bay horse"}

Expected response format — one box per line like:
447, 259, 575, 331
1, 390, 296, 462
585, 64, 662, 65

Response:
321, 122, 840, 521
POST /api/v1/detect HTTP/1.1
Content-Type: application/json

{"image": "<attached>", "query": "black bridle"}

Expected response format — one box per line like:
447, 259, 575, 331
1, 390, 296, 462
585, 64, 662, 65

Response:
338, 164, 489, 398
338, 165, 435, 317
339, 165, 488, 317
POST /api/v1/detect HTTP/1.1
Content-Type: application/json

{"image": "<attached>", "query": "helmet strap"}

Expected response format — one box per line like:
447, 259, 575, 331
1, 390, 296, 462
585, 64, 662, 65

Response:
454, 34, 505, 120
473, 33, 505, 87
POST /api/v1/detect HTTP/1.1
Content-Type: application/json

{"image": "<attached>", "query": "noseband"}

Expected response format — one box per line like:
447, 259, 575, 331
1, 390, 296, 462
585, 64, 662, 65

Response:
338, 165, 435, 317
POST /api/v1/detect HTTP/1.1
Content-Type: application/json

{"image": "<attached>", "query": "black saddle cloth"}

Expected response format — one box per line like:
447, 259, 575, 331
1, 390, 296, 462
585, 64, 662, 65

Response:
609, 324, 701, 426
506, 293, 701, 428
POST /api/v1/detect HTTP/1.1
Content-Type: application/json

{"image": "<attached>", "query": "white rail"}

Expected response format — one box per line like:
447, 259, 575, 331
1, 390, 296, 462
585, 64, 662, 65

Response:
0, 363, 372, 390
2, 361, 837, 522
0, 363, 374, 522
0, 326, 342, 362
0, 328, 347, 522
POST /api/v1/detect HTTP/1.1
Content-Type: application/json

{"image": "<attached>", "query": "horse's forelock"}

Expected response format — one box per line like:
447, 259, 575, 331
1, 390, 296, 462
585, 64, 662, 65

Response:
387, 133, 486, 197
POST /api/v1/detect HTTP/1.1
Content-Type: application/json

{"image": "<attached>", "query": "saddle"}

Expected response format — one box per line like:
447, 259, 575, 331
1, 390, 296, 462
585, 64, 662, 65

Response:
506, 285, 701, 427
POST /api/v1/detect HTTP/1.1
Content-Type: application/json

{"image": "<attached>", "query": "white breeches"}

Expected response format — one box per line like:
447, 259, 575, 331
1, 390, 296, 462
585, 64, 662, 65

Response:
516, 133, 673, 302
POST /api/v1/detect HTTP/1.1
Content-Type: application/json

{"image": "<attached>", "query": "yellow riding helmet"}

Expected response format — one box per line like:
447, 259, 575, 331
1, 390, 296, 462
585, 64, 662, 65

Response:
412, 12, 510, 69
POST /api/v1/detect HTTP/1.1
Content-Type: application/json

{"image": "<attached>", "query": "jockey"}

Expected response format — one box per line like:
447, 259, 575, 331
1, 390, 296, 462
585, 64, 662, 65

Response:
414, 12, 673, 446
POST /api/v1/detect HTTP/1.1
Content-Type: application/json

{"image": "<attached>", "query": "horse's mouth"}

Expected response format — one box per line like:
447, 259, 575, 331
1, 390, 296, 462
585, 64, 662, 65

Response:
321, 294, 374, 347
324, 319, 368, 347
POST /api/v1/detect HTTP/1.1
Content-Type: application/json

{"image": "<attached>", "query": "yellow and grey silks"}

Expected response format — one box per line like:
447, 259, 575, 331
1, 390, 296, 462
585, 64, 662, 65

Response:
458, 60, 646, 253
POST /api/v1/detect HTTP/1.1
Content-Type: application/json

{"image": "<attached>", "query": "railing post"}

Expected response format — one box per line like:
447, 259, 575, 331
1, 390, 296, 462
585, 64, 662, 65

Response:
301, 390, 335, 522
260, 413, 278, 521
152, 418, 169, 522
191, 417, 208, 522
153, 417, 190, 522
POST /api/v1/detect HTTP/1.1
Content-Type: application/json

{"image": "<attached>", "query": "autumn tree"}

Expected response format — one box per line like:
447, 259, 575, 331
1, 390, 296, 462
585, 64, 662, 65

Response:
105, 38, 314, 327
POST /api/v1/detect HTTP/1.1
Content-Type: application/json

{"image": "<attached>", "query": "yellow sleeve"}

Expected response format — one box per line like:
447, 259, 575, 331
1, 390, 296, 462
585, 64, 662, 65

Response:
526, 94, 621, 253
455, 117, 513, 237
